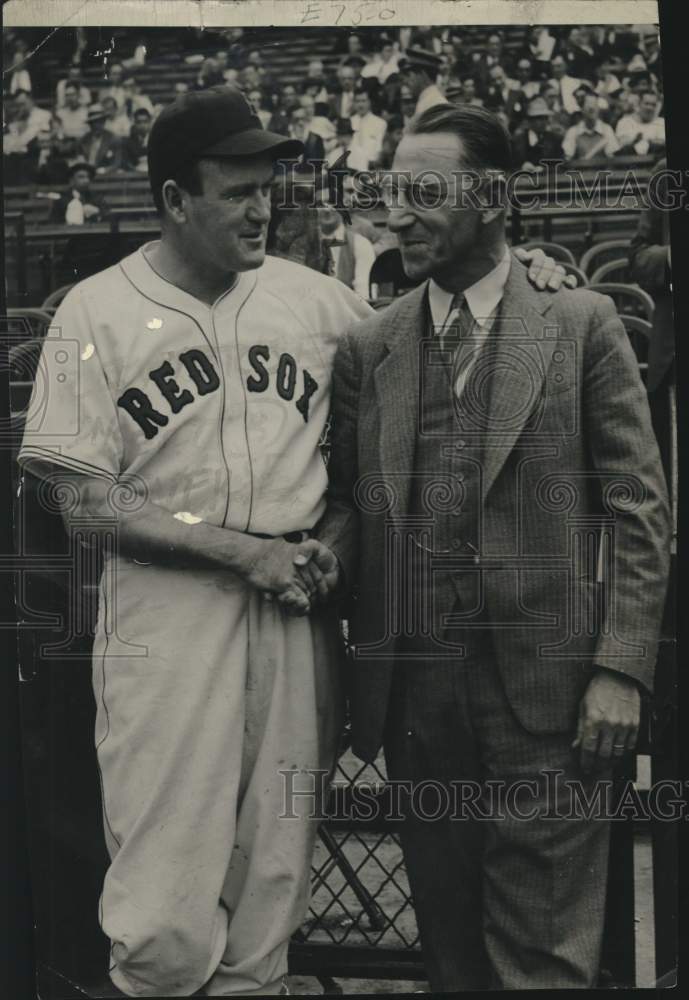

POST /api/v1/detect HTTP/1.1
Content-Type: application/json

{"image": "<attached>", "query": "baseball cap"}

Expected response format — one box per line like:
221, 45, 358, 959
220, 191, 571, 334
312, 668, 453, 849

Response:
147, 85, 304, 194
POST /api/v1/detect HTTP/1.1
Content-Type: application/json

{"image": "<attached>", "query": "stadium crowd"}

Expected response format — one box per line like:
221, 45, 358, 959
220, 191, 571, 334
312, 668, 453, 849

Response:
4, 24, 665, 200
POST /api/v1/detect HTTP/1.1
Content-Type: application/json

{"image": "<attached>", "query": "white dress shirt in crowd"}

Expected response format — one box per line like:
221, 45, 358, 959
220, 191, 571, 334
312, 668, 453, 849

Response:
615, 114, 665, 155
56, 105, 90, 139
350, 110, 387, 166
428, 245, 511, 398
550, 74, 584, 115
329, 221, 376, 300
361, 54, 400, 84
56, 79, 92, 108
4, 104, 52, 153
562, 118, 621, 159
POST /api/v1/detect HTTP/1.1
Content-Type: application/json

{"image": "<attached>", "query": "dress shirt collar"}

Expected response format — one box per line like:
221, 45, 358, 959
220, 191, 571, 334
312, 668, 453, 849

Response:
428, 246, 511, 332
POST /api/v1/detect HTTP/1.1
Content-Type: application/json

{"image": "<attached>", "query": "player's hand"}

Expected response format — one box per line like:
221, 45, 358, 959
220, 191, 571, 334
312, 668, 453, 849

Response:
514, 246, 578, 290
244, 538, 311, 614
572, 668, 641, 774
292, 539, 341, 605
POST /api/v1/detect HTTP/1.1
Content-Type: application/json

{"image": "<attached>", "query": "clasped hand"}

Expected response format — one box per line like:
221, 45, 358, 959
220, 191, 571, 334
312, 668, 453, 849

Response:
247, 537, 340, 615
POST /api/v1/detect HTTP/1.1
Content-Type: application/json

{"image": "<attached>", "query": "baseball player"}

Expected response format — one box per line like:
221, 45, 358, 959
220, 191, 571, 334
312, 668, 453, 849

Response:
18, 86, 575, 997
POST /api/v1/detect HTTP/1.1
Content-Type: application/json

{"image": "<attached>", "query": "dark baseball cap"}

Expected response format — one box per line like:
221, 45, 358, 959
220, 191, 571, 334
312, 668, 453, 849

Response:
147, 85, 304, 194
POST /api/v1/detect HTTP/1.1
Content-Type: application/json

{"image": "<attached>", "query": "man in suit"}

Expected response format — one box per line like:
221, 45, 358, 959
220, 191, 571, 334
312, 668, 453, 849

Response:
512, 96, 567, 171
77, 104, 123, 173
312, 104, 670, 990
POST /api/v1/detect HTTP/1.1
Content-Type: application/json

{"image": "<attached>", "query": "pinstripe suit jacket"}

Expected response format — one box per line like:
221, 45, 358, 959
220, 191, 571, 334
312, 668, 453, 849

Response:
317, 255, 671, 763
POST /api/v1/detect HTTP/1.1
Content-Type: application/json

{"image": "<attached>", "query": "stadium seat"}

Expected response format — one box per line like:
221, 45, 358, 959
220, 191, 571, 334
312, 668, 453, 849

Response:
590, 258, 634, 284
579, 239, 630, 277
561, 262, 589, 286
588, 282, 655, 323
516, 241, 575, 265
42, 284, 75, 314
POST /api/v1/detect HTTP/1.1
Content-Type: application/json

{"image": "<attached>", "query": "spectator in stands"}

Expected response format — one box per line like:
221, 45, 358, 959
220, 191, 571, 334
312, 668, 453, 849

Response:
102, 62, 126, 108
325, 117, 355, 169
55, 81, 90, 140
399, 82, 417, 125
549, 54, 582, 115
350, 88, 387, 169
331, 64, 358, 119
56, 65, 92, 108
28, 128, 71, 185
594, 58, 624, 103
376, 114, 405, 169
512, 96, 564, 171
472, 31, 512, 84
563, 26, 599, 82
78, 104, 123, 173
316, 188, 375, 298
541, 79, 571, 130
49, 161, 110, 224
4, 89, 52, 154
522, 26, 558, 78
379, 72, 402, 118
247, 88, 272, 129
615, 89, 665, 156
399, 47, 448, 116
101, 94, 131, 138
280, 82, 301, 116
298, 94, 332, 142
8, 39, 32, 94
123, 107, 153, 171
459, 76, 484, 107
289, 107, 325, 171
514, 57, 541, 101
361, 37, 400, 84
484, 64, 525, 125
562, 92, 620, 160
195, 57, 224, 90
122, 76, 155, 119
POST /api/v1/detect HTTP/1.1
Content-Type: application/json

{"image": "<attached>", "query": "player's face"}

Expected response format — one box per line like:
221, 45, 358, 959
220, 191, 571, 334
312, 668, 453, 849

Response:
183, 156, 274, 273
387, 132, 483, 285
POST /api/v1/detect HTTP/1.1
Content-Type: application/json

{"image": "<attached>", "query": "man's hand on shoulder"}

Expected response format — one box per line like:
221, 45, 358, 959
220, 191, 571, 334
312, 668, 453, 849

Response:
514, 245, 578, 291
572, 666, 641, 774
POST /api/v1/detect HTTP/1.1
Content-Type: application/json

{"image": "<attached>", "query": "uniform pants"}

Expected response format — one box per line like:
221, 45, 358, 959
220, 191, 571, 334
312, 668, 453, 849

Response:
93, 561, 343, 996
384, 637, 613, 991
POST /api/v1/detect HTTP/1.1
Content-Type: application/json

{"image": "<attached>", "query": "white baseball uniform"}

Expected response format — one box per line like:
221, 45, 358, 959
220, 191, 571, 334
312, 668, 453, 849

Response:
18, 244, 372, 997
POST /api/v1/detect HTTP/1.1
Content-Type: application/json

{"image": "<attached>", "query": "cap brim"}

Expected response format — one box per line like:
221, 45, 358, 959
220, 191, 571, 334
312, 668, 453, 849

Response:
203, 128, 304, 160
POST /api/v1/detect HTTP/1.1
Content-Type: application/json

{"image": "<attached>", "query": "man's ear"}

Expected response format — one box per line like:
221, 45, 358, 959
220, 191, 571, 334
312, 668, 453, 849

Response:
162, 180, 187, 224
477, 174, 507, 225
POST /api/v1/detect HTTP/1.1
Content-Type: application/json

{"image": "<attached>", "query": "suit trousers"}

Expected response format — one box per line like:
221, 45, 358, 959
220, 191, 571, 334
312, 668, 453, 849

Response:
384, 628, 613, 991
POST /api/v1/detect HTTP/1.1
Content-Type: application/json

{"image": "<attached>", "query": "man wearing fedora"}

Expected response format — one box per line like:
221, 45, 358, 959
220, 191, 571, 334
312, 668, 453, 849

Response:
512, 96, 566, 171
49, 161, 111, 224
78, 103, 123, 173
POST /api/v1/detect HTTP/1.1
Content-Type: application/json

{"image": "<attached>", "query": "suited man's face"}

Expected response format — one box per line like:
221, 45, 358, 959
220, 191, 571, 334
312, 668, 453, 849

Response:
388, 132, 485, 284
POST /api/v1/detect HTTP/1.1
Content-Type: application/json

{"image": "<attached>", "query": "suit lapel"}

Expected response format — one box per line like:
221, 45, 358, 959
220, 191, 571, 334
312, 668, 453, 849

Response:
373, 284, 428, 523
479, 259, 556, 504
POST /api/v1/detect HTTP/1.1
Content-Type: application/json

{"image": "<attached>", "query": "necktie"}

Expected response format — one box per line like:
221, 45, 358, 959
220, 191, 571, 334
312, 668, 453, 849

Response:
438, 294, 476, 396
